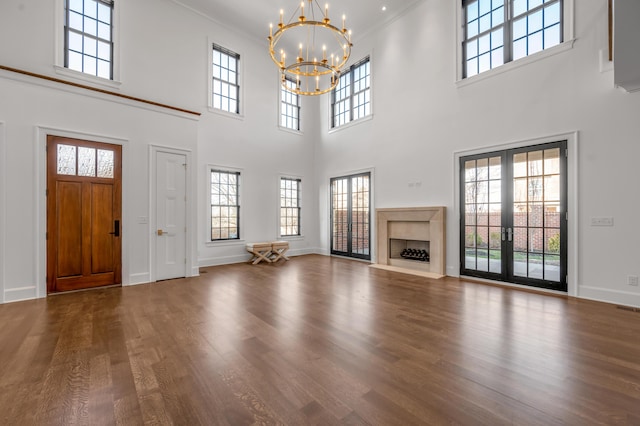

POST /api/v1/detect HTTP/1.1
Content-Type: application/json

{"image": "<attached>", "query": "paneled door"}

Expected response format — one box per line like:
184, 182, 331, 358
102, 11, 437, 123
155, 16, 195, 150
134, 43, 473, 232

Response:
330, 172, 371, 260
460, 141, 567, 291
46, 136, 122, 293
155, 151, 187, 280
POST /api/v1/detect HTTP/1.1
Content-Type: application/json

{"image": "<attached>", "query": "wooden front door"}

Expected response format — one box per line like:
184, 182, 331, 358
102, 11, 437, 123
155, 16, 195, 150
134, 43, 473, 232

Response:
46, 136, 122, 293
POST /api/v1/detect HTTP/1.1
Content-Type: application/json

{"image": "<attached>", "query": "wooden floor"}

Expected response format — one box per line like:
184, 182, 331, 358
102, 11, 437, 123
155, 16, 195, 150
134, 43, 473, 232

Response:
1, 255, 640, 425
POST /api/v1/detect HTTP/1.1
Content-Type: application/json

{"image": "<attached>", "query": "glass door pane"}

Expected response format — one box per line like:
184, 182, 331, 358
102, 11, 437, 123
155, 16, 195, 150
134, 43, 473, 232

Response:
351, 174, 370, 257
331, 177, 349, 255
511, 147, 562, 283
463, 155, 503, 277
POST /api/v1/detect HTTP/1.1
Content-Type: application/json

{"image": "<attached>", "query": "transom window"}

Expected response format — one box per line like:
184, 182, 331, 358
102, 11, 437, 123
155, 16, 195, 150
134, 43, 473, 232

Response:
331, 57, 371, 128
64, 0, 113, 79
463, 0, 562, 78
57, 144, 114, 178
210, 170, 240, 241
212, 44, 240, 114
281, 78, 301, 131
280, 178, 301, 237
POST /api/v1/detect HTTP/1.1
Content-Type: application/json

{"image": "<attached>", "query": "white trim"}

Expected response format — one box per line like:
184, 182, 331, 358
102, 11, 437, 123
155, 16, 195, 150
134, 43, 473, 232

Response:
149, 145, 196, 283
207, 38, 245, 119
277, 174, 305, 240
0, 122, 4, 303
455, 0, 576, 84
54, 0, 121, 86
206, 164, 244, 245
578, 286, 640, 309
35, 126, 130, 299
452, 131, 579, 298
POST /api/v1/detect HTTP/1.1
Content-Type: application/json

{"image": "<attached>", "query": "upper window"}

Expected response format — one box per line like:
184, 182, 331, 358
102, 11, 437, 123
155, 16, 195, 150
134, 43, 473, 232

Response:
280, 78, 301, 131
463, 0, 562, 78
210, 169, 240, 241
64, 0, 113, 79
331, 57, 371, 129
212, 44, 240, 114
280, 177, 301, 237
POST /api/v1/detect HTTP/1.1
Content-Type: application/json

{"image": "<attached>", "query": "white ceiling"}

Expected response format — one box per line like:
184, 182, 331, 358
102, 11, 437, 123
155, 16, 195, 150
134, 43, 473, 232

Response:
172, 0, 424, 43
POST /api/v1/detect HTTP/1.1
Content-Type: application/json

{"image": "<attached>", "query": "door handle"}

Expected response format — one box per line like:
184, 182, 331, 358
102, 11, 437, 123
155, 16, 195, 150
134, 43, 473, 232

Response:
109, 220, 120, 237
507, 227, 513, 242
157, 229, 164, 236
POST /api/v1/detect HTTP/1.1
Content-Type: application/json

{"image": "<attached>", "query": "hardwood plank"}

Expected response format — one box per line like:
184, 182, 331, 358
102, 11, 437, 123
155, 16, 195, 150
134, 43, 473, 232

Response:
1, 254, 640, 424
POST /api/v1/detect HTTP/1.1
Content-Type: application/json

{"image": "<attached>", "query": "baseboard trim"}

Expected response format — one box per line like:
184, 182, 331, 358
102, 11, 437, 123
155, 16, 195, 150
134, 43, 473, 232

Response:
578, 285, 640, 309
4, 286, 39, 303
128, 273, 150, 286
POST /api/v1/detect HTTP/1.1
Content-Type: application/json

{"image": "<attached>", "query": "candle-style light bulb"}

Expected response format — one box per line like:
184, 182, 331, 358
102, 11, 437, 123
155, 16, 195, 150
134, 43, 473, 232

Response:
299, 43, 303, 59
342, 14, 346, 31
348, 29, 352, 43
280, 9, 284, 26
316, 75, 319, 90
331, 53, 334, 67
301, 1, 304, 16
269, 23, 273, 37
325, 3, 328, 19
322, 45, 326, 61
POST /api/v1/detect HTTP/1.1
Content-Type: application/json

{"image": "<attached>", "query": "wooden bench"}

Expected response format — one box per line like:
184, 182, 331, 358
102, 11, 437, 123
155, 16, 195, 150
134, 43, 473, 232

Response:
246, 241, 290, 264
269, 241, 290, 262
246, 242, 273, 264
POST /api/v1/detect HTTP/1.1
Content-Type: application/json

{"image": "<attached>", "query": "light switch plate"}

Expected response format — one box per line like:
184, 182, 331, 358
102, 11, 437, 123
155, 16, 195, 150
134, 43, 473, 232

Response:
591, 217, 614, 226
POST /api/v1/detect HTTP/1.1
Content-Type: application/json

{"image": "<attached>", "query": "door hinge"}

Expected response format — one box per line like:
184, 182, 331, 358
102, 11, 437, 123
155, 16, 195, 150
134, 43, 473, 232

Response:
46, 232, 48, 240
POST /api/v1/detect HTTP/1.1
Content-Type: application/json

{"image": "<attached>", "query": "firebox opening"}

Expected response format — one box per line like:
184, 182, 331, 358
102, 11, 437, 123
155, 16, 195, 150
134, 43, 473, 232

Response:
389, 238, 430, 262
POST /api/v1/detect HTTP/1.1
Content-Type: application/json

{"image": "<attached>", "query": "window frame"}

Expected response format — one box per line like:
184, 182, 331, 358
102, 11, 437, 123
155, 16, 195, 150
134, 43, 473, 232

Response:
279, 176, 302, 238
279, 77, 302, 133
209, 167, 242, 242
210, 42, 242, 117
55, 0, 121, 88
457, 0, 575, 83
330, 56, 372, 129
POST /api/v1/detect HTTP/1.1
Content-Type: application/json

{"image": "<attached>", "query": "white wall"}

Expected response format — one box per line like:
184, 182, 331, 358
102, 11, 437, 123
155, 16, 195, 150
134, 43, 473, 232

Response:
1, 0, 639, 308
315, 0, 640, 307
0, 0, 318, 303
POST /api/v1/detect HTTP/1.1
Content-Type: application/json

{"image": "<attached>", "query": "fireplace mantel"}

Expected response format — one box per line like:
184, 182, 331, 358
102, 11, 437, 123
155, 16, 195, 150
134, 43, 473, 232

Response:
371, 206, 446, 279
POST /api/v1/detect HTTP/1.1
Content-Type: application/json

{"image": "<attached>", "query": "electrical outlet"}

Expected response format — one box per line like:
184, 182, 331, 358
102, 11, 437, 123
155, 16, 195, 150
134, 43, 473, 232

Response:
628, 276, 639, 287
591, 217, 614, 226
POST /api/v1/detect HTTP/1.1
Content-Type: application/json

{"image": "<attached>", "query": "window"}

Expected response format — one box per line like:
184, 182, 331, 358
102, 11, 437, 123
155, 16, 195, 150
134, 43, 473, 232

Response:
64, 0, 113, 79
462, 0, 563, 78
212, 44, 240, 114
210, 169, 240, 241
280, 178, 301, 237
280, 78, 301, 131
331, 57, 371, 128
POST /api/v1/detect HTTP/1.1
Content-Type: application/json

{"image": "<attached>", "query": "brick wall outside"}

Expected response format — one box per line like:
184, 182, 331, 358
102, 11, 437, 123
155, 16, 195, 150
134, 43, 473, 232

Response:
332, 209, 369, 253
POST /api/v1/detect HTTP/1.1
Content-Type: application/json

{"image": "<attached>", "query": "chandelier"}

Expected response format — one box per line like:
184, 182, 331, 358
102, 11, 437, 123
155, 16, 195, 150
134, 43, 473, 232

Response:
268, 0, 352, 96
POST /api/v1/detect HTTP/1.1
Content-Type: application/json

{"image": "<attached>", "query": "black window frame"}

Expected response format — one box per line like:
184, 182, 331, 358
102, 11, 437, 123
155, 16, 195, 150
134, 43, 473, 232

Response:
210, 169, 240, 241
462, 0, 563, 78
280, 77, 301, 131
280, 177, 301, 237
212, 43, 240, 114
331, 56, 371, 129
64, 0, 114, 79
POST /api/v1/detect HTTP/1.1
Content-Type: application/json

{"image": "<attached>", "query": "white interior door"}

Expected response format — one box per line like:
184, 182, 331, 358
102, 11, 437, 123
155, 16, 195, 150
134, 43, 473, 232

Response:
156, 151, 187, 280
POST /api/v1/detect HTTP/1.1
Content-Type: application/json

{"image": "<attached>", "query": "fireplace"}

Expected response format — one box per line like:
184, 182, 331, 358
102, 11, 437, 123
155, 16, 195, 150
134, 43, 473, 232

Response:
371, 207, 446, 278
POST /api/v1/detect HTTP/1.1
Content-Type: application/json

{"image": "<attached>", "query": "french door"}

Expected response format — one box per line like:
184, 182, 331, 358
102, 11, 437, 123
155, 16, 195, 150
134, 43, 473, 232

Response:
460, 141, 567, 291
330, 172, 371, 260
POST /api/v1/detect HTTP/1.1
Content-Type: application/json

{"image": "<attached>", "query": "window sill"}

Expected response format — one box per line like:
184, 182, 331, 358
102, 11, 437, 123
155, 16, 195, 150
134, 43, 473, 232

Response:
278, 126, 303, 136
205, 239, 245, 248
278, 235, 304, 241
328, 113, 373, 134
208, 107, 244, 121
53, 65, 122, 90
456, 39, 576, 89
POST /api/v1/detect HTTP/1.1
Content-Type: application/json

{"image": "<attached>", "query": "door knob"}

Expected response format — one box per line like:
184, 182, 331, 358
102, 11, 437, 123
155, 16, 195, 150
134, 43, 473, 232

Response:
157, 229, 164, 236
